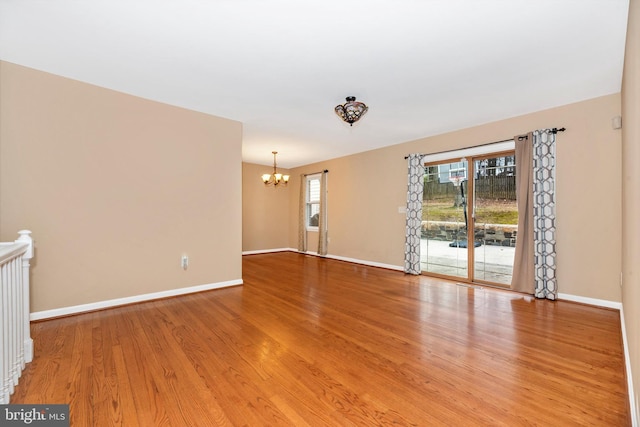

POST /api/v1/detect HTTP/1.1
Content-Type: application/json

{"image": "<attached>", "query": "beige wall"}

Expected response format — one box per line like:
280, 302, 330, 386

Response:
622, 0, 640, 420
242, 162, 290, 252
0, 61, 243, 313
287, 94, 623, 303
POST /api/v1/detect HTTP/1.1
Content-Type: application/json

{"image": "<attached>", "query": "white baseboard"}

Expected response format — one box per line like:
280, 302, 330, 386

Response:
324, 253, 404, 271
242, 248, 291, 255
283, 248, 404, 271
30, 279, 243, 321
557, 292, 623, 310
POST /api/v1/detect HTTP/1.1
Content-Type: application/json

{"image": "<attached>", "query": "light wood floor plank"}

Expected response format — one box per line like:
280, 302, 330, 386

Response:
10, 252, 630, 426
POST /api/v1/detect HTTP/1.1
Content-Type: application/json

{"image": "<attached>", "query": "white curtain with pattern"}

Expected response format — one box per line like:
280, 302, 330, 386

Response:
532, 130, 557, 300
404, 154, 425, 274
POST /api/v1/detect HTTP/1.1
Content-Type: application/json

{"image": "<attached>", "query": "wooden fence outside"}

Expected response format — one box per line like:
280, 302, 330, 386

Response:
424, 176, 516, 200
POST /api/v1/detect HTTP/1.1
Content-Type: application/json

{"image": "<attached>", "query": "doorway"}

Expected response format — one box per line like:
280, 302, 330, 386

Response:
421, 151, 517, 286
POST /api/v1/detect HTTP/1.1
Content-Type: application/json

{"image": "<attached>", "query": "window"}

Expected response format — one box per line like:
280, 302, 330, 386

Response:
306, 174, 321, 230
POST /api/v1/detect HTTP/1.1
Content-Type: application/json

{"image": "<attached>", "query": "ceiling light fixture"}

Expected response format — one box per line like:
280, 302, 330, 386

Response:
262, 151, 289, 187
334, 96, 368, 126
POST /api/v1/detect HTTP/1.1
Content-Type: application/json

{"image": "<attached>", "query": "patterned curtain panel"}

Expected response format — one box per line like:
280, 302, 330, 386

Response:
404, 154, 425, 275
317, 171, 329, 256
297, 174, 307, 252
533, 130, 557, 300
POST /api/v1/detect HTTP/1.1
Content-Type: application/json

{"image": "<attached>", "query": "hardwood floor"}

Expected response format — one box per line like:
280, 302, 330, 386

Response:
11, 252, 630, 426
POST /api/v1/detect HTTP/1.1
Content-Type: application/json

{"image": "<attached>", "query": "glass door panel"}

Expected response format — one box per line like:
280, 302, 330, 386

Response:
472, 155, 517, 284
421, 160, 469, 278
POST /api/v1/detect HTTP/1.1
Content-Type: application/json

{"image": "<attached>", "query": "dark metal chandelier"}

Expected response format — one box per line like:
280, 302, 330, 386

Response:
334, 96, 368, 126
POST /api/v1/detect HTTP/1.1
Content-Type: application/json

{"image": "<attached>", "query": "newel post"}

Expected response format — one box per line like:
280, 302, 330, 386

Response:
16, 230, 33, 363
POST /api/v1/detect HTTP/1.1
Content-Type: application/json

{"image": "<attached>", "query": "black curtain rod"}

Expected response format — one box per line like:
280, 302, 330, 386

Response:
303, 169, 329, 176
517, 127, 566, 141
404, 127, 566, 159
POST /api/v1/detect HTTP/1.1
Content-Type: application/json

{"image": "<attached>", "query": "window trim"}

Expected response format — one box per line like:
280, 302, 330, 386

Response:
422, 140, 515, 164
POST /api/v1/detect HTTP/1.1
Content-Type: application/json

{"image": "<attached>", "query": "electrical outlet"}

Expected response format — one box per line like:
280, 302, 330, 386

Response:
181, 255, 189, 270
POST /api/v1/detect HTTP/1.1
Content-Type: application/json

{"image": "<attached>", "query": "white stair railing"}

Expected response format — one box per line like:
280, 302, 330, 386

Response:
0, 230, 34, 404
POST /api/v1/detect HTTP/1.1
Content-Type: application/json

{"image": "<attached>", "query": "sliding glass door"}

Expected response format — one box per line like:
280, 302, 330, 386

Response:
421, 152, 517, 286
421, 160, 469, 278
472, 154, 517, 285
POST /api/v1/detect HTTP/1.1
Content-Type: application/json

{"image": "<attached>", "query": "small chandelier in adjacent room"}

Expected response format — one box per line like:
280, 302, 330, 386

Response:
334, 96, 368, 126
261, 151, 289, 187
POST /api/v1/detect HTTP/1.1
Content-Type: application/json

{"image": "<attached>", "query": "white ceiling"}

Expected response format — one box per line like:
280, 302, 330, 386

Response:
0, 0, 629, 168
